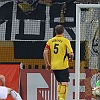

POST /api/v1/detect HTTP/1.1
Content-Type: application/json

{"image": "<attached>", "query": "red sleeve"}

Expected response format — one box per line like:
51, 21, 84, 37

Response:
45, 44, 50, 50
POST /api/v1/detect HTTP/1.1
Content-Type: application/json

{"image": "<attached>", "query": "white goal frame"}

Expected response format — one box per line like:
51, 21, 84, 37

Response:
75, 4, 100, 100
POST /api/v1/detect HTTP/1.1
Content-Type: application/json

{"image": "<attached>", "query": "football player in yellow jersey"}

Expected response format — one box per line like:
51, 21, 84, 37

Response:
43, 24, 74, 100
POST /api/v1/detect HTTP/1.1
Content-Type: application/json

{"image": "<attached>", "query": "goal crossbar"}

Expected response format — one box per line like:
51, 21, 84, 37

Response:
75, 4, 100, 100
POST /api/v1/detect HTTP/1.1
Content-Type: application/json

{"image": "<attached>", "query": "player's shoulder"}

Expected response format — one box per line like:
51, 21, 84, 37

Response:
47, 37, 55, 44
47, 37, 54, 42
47, 37, 70, 42
62, 37, 70, 42
48, 37, 56, 41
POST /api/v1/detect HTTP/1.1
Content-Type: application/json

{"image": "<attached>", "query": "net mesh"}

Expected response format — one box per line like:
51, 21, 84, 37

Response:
80, 8, 99, 69
79, 7, 99, 99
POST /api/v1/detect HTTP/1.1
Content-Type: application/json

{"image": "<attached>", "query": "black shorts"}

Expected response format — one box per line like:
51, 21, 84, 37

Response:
53, 68, 70, 82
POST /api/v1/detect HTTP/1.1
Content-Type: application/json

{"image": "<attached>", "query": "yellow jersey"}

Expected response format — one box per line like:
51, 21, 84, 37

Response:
45, 35, 73, 70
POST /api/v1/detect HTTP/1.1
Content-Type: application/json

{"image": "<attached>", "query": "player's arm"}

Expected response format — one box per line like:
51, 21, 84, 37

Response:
0, 75, 5, 86
43, 48, 49, 65
67, 40, 74, 61
43, 44, 51, 70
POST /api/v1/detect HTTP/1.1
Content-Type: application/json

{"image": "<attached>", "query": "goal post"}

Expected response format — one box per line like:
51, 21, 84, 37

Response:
75, 4, 100, 100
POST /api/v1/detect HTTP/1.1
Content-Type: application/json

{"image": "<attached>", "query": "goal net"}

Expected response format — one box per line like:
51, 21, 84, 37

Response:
75, 4, 100, 100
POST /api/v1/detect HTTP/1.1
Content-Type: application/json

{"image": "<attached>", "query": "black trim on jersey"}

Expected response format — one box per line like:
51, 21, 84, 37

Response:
64, 49, 68, 60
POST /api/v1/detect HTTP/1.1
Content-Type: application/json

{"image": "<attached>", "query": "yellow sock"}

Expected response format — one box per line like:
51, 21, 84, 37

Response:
65, 86, 68, 98
57, 84, 61, 100
59, 85, 68, 100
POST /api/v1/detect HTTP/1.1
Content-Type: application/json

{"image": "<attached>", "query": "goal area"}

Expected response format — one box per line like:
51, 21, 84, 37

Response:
75, 4, 100, 100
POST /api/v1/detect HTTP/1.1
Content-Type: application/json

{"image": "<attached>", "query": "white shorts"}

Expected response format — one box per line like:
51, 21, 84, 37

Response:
0, 86, 7, 99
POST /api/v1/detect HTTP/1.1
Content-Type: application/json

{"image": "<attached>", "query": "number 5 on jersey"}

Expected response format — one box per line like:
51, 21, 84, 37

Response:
54, 44, 59, 54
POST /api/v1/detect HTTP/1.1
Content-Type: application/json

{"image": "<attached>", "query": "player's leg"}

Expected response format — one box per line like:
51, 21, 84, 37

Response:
53, 70, 61, 100
57, 82, 62, 100
59, 68, 70, 100
59, 82, 68, 100
7, 87, 22, 100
